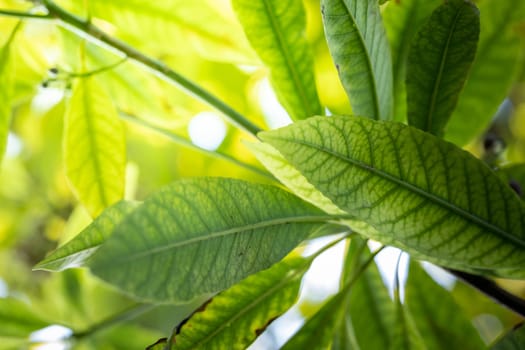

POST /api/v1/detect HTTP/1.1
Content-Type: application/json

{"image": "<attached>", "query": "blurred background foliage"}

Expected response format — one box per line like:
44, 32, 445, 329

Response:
0, 0, 524, 348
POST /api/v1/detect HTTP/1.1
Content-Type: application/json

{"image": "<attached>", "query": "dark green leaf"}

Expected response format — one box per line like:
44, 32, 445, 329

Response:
383, 0, 441, 122
321, 0, 393, 120
496, 164, 525, 201
406, 0, 480, 137
406, 262, 486, 350
232, 0, 322, 121
260, 115, 525, 277
0, 298, 49, 338
171, 255, 311, 349
88, 178, 331, 303
491, 323, 525, 350
446, 0, 525, 145
34, 201, 139, 271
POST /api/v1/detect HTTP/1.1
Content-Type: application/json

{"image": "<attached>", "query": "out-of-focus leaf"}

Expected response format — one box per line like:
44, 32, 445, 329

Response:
0, 298, 49, 337
496, 164, 525, 201
349, 246, 395, 349
171, 255, 312, 349
406, 0, 479, 137
61, 0, 257, 63
321, 0, 393, 120
0, 22, 20, 163
88, 178, 332, 303
232, 0, 321, 121
406, 261, 486, 350
260, 116, 525, 277
282, 290, 348, 350
383, 0, 441, 122
491, 324, 525, 350
391, 295, 427, 350
34, 201, 139, 271
64, 76, 126, 217
446, 0, 525, 145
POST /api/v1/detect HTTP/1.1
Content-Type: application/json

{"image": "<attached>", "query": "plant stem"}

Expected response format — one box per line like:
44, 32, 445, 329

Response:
119, 111, 275, 181
0, 1, 263, 136
73, 303, 155, 339
447, 269, 525, 318
0, 9, 51, 19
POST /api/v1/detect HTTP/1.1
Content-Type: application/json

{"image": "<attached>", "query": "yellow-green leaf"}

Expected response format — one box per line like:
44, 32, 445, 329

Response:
64, 77, 126, 217
232, 0, 322, 120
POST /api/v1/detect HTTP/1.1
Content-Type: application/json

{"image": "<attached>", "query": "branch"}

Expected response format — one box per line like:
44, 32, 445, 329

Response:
0, 1, 262, 136
447, 268, 525, 318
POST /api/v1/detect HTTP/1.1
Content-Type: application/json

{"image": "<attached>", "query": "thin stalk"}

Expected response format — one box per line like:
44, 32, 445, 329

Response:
73, 303, 155, 339
39, 0, 262, 136
119, 112, 275, 181
0, 9, 51, 19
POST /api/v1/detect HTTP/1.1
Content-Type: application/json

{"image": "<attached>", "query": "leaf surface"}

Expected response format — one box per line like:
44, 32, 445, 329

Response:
232, 0, 321, 120
496, 164, 525, 201
383, 0, 440, 122
446, 0, 525, 145
0, 298, 49, 338
260, 116, 525, 277
491, 324, 525, 350
406, 0, 479, 137
321, 0, 393, 120
35, 201, 139, 272
171, 255, 311, 349
64, 77, 126, 217
88, 178, 331, 303
406, 262, 486, 350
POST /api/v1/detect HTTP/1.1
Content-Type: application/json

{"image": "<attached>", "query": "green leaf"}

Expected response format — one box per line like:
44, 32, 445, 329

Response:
0, 298, 49, 338
446, 0, 525, 146
491, 324, 525, 350
321, 0, 393, 120
88, 178, 331, 303
496, 164, 525, 201
64, 76, 126, 217
383, 0, 441, 122
348, 246, 395, 349
406, 262, 486, 350
282, 291, 348, 350
0, 23, 20, 164
232, 0, 322, 121
259, 115, 525, 277
170, 255, 311, 349
34, 201, 139, 272
391, 295, 427, 350
406, 0, 480, 137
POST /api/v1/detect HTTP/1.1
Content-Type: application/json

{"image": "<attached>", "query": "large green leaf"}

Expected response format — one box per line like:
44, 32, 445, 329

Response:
406, 262, 486, 350
170, 255, 311, 349
259, 115, 525, 277
491, 324, 525, 350
232, 0, 322, 121
64, 76, 126, 217
0, 22, 20, 164
496, 164, 525, 201
321, 0, 393, 120
0, 298, 49, 338
382, 0, 441, 122
35, 201, 139, 272
446, 0, 525, 146
88, 178, 332, 303
406, 0, 479, 137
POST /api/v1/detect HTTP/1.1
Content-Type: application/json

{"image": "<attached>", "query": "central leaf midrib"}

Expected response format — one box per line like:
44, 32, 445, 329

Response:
277, 137, 525, 248
99, 214, 338, 264
261, 0, 313, 116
